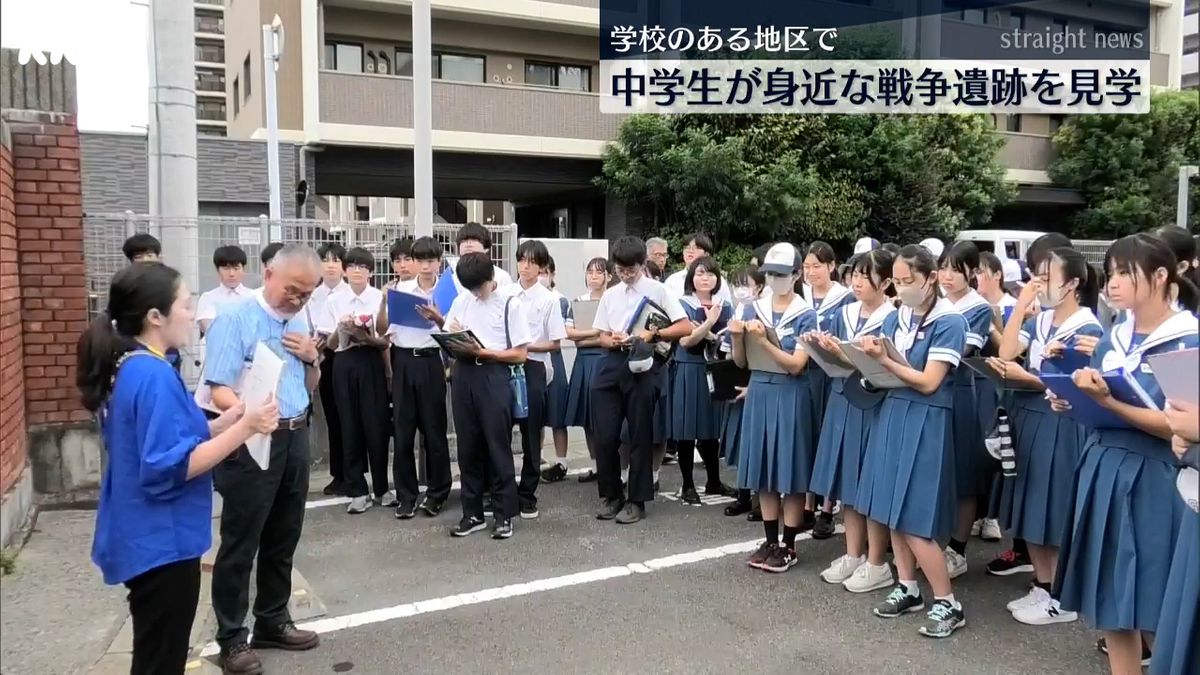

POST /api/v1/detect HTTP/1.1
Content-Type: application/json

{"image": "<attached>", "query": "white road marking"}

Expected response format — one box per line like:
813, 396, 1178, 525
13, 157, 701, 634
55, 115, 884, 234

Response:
305, 468, 594, 510
197, 526, 842, 656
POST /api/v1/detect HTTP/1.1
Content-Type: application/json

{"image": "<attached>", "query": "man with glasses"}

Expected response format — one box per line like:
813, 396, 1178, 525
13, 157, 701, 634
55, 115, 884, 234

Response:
646, 237, 669, 274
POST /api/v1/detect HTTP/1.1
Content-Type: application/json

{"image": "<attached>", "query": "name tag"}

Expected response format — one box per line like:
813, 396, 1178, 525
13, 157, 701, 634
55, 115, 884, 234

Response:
917, 331, 925, 340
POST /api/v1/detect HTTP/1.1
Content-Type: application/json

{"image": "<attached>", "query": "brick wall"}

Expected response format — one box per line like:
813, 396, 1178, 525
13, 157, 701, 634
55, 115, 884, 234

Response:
0, 122, 27, 496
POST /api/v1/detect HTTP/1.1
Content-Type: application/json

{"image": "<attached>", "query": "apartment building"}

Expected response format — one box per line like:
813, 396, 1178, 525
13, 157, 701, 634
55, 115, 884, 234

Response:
221, 0, 1185, 236
1185, 0, 1198, 88
195, 0, 228, 136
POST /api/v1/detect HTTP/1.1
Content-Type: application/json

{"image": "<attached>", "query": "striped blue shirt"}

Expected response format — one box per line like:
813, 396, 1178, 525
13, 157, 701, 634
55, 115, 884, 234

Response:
203, 291, 313, 418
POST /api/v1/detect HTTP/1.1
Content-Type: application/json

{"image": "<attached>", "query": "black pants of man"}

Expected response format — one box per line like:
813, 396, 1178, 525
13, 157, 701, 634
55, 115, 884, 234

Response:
334, 346, 390, 499
125, 557, 200, 675
212, 426, 310, 649
590, 351, 659, 504
318, 348, 344, 486
515, 360, 547, 508
452, 360, 517, 520
392, 346, 452, 505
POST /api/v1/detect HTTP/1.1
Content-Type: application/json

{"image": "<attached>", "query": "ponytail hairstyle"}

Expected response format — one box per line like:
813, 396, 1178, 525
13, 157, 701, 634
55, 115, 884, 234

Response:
1105, 233, 1197, 312
1154, 226, 1200, 310
804, 241, 840, 284
1046, 246, 1101, 312
895, 244, 939, 311
851, 248, 897, 297
938, 240, 981, 290
77, 263, 182, 412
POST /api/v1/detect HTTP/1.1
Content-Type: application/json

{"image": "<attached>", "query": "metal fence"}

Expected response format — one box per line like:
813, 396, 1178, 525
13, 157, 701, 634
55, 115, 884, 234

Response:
1071, 239, 1112, 267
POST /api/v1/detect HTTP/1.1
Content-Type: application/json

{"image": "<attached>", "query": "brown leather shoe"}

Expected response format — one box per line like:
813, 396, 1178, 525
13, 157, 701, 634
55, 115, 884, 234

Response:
251, 621, 320, 651
220, 643, 264, 675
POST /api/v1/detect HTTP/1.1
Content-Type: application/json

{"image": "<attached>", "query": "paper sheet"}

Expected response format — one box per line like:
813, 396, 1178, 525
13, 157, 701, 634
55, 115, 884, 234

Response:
1148, 348, 1199, 406
240, 342, 285, 470
838, 338, 910, 389
797, 337, 855, 378
571, 299, 599, 333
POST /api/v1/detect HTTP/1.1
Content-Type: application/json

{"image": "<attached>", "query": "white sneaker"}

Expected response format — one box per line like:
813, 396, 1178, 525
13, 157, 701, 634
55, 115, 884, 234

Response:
1006, 587, 1042, 613
1013, 593, 1078, 626
843, 561, 894, 593
820, 554, 865, 584
379, 490, 399, 508
346, 496, 373, 514
944, 547, 968, 580
831, 500, 842, 516
980, 518, 1002, 542
970, 519, 982, 537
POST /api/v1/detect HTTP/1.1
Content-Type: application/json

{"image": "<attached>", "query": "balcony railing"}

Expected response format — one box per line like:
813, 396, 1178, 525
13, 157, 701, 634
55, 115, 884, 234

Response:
319, 70, 624, 142
998, 131, 1055, 172
195, 17, 225, 35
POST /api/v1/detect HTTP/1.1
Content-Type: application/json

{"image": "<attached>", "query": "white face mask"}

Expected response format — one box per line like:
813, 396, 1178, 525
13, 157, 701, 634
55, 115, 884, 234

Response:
896, 281, 931, 308
1037, 282, 1073, 308
733, 286, 755, 304
766, 275, 794, 295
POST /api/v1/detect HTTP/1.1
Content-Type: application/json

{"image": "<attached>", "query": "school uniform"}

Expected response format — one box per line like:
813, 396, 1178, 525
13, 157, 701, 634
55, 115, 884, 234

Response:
454, 264, 513, 293
669, 295, 732, 441
317, 284, 389, 501
856, 299, 967, 540
564, 293, 603, 429
195, 283, 255, 331
1151, 446, 1199, 675
998, 308, 1102, 546
590, 276, 687, 504
387, 278, 452, 508
736, 295, 819, 494
309, 280, 349, 488
718, 318, 745, 469
544, 292, 572, 430
810, 301, 895, 508
806, 285, 855, 448
1054, 311, 1199, 633
501, 280, 567, 510
445, 290, 532, 520
949, 290, 997, 501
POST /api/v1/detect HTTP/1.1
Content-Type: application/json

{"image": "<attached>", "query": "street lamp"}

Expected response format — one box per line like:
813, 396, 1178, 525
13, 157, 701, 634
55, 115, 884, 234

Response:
263, 15, 285, 227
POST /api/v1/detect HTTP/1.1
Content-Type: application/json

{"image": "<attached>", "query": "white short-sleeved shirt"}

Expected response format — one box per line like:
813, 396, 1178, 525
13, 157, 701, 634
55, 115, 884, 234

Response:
308, 280, 349, 326
446, 290, 532, 352
453, 264, 513, 294
317, 284, 384, 351
386, 278, 439, 349
594, 275, 687, 334
195, 284, 255, 324
501, 281, 568, 365
664, 269, 733, 304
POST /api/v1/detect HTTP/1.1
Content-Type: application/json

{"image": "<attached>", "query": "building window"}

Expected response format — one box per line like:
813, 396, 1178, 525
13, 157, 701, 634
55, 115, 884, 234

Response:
197, 100, 226, 121
195, 69, 224, 92
395, 48, 414, 76
242, 55, 251, 100
194, 10, 223, 35
438, 53, 485, 83
525, 61, 591, 91
1005, 114, 1022, 133
195, 43, 224, 64
1006, 11, 1025, 29
232, 77, 240, 115
325, 41, 364, 73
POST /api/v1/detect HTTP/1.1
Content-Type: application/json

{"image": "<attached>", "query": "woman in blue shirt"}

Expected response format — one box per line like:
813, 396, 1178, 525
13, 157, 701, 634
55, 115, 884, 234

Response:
78, 262, 278, 675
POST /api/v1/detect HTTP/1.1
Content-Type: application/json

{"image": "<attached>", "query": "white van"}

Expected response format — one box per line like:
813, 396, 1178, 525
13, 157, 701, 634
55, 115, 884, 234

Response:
955, 229, 1046, 261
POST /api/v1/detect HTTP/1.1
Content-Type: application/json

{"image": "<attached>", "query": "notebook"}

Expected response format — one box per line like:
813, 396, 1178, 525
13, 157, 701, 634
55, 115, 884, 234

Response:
797, 337, 855, 378
838, 337, 910, 389
1147, 348, 1199, 406
743, 326, 788, 374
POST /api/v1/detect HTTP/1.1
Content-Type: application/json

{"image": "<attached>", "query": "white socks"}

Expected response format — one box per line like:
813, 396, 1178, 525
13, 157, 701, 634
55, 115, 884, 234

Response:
900, 580, 920, 597
935, 594, 960, 609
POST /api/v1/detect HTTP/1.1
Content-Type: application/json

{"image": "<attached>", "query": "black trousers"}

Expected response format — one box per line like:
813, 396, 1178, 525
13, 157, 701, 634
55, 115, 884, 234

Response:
391, 347, 452, 504
125, 557, 201, 675
318, 348, 343, 482
212, 428, 310, 648
333, 346, 390, 499
452, 360, 517, 520
515, 360, 547, 506
590, 351, 659, 504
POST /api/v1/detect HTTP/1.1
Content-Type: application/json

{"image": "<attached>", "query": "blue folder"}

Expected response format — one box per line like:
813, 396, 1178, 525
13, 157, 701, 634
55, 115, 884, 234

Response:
387, 289, 434, 329
1039, 339, 1092, 375
432, 266, 459, 315
1039, 373, 1133, 429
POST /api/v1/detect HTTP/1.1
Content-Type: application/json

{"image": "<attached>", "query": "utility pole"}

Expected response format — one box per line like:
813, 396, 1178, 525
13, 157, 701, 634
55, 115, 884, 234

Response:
263, 16, 284, 222
1178, 165, 1198, 229
412, 0, 433, 236
147, 0, 199, 293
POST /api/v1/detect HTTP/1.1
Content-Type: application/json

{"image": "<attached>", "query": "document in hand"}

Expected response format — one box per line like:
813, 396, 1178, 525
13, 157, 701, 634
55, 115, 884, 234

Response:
1039, 373, 1132, 429
431, 330, 484, 359
387, 289, 434, 329
1147, 348, 1199, 406
838, 338, 909, 389
241, 342, 285, 470
572, 299, 599, 332
961, 357, 1043, 392
744, 327, 788, 375
797, 336, 855, 378
623, 297, 674, 358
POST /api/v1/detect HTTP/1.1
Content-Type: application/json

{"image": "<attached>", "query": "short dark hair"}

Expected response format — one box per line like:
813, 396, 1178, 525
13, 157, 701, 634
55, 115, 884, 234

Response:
213, 245, 248, 269
546, 256, 557, 275
645, 260, 663, 280
684, 255, 724, 295
516, 240, 551, 268
685, 232, 715, 255
1025, 233, 1071, 272
978, 251, 1004, 277
751, 243, 774, 267
938, 240, 981, 288
881, 242, 901, 255
852, 249, 897, 297
260, 242, 284, 265
317, 242, 347, 263
390, 237, 414, 263
456, 222, 492, 251
728, 264, 765, 290
343, 247, 375, 269
610, 236, 647, 268
410, 236, 442, 261
122, 233, 161, 261
456, 251, 494, 290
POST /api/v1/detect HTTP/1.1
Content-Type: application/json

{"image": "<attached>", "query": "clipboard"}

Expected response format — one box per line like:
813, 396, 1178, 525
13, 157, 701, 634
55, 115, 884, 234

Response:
962, 357, 1043, 392
705, 359, 750, 401
798, 336, 855, 378
838, 337, 910, 389
239, 343, 284, 470
571, 299, 599, 332
1040, 373, 1133, 429
744, 326, 788, 374
431, 330, 484, 359
387, 289, 434, 329
1148, 348, 1199, 406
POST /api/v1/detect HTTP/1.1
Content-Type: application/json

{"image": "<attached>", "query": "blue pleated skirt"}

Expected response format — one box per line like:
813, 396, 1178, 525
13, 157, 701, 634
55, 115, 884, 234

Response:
857, 392, 957, 540
1054, 432, 1185, 632
720, 399, 743, 468
669, 359, 722, 441
737, 372, 814, 495
998, 392, 1087, 546
564, 348, 601, 429
810, 384, 877, 509
545, 350, 570, 429
807, 367, 832, 451
951, 374, 989, 499
1150, 509, 1199, 675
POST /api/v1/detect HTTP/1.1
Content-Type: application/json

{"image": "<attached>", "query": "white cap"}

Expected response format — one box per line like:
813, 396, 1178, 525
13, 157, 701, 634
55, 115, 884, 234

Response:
853, 237, 880, 255
759, 242, 798, 275
1001, 258, 1024, 284
919, 238, 945, 257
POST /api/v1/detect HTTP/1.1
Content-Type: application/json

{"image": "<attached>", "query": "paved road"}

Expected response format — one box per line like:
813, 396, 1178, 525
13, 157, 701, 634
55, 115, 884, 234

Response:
238, 466, 1107, 675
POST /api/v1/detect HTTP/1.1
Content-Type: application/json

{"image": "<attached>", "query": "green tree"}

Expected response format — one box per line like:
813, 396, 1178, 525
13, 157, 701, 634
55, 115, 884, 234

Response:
1049, 91, 1199, 238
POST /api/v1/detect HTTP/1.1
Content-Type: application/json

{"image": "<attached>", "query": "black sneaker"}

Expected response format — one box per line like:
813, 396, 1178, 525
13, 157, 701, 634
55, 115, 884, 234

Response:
662, 451, 677, 465
918, 599, 966, 638
747, 541, 776, 569
725, 500, 752, 517
451, 515, 487, 537
812, 512, 835, 540
1095, 637, 1152, 666
540, 463, 568, 483
421, 497, 444, 517
680, 487, 702, 505
596, 498, 624, 520
873, 585, 926, 618
615, 502, 645, 524
578, 469, 598, 483
704, 482, 737, 498
985, 549, 1035, 576
747, 507, 763, 522
519, 499, 539, 520
798, 510, 816, 532
761, 546, 798, 573
394, 500, 418, 520
491, 518, 513, 539
322, 479, 344, 496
